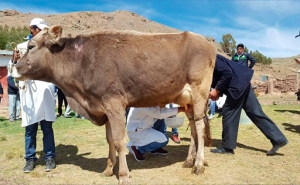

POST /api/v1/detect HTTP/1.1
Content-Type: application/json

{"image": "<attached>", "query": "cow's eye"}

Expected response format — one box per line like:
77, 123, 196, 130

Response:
28, 45, 35, 50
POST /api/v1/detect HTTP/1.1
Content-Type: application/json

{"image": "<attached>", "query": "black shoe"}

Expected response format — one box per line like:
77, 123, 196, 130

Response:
210, 146, 234, 154
45, 158, 56, 172
267, 141, 288, 156
129, 146, 146, 162
23, 159, 35, 173
149, 148, 169, 155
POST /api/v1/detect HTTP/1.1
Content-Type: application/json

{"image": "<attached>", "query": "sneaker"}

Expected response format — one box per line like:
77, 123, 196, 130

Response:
129, 146, 145, 162
45, 158, 56, 172
23, 159, 35, 173
64, 115, 71, 118
172, 133, 181, 144
209, 114, 215, 120
149, 148, 169, 155
9, 119, 14, 122
267, 141, 288, 156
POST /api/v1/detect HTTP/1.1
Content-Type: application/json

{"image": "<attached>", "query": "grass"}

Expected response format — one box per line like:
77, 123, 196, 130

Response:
0, 95, 299, 184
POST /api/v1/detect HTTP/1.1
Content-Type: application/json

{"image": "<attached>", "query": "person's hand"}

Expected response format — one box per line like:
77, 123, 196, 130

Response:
12, 50, 20, 63
178, 104, 193, 113
210, 89, 220, 101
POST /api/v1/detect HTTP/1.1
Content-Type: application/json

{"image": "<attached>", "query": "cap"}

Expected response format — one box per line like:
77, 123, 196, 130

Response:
30, 18, 49, 30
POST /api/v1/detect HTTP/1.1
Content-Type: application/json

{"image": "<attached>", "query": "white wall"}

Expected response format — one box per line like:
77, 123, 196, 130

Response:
0, 55, 11, 67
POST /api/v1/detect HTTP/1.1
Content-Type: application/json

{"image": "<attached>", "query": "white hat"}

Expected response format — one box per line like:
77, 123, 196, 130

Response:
30, 18, 49, 30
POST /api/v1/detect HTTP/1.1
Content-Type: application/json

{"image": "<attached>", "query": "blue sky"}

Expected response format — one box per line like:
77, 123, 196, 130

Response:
1, 0, 300, 58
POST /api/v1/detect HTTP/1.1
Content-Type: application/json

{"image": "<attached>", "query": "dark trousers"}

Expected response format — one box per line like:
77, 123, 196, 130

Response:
25, 120, 56, 161
222, 84, 288, 149
57, 90, 68, 116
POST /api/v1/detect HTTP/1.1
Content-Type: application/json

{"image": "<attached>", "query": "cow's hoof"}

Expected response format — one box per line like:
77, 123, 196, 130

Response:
119, 176, 130, 185
191, 165, 205, 175
102, 169, 113, 177
182, 159, 194, 168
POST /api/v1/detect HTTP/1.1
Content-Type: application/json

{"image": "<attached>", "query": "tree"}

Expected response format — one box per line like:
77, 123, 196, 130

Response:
219, 34, 236, 57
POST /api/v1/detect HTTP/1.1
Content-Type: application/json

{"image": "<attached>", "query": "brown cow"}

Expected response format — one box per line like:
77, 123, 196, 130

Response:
11, 26, 216, 184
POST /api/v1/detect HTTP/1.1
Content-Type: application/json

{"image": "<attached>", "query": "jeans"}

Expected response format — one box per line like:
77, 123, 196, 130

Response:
25, 120, 56, 161
8, 94, 20, 120
137, 119, 169, 154
210, 100, 216, 115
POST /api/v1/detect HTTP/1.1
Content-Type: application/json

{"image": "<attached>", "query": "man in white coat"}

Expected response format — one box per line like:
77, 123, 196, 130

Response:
126, 105, 192, 162
11, 18, 56, 173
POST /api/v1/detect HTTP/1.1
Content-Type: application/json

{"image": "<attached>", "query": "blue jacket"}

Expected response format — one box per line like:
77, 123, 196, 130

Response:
232, 51, 256, 68
212, 54, 254, 99
7, 76, 19, 95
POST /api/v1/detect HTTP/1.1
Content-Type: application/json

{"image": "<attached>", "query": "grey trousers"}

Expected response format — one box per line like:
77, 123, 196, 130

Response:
8, 94, 20, 120
222, 84, 288, 149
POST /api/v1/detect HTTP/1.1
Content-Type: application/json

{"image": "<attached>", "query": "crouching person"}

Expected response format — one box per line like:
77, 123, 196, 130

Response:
126, 105, 192, 162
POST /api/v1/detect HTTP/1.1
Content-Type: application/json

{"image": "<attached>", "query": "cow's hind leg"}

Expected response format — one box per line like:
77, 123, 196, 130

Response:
103, 121, 117, 176
190, 85, 210, 174
182, 111, 197, 168
192, 117, 206, 174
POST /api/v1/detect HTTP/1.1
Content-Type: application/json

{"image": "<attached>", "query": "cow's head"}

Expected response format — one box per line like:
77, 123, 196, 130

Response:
11, 26, 62, 80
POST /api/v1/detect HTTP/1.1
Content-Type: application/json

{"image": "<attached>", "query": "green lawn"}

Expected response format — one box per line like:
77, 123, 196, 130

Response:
0, 101, 299, 184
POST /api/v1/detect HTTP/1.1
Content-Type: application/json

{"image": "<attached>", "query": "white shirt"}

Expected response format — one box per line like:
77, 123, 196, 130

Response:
126, 106, 178, 147
14, 41, 56, 127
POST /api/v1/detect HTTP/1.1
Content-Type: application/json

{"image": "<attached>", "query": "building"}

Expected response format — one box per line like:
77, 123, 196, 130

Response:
0, 50, 13, 106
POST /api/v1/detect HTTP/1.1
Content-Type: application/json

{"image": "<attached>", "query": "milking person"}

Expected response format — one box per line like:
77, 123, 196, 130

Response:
126, 105, 193, 162
11, 18, 57, 172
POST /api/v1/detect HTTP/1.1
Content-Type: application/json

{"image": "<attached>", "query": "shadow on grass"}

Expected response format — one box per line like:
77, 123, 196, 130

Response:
274, 109, 300, 114
36, 143, 190, 178
211, 138, 284, 156
282, 122, 300, 135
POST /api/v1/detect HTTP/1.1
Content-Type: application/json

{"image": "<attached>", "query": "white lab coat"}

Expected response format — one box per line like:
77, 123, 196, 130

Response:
13, 41, 56, 127
20, 80, 56, 127
126, 106, 178, 147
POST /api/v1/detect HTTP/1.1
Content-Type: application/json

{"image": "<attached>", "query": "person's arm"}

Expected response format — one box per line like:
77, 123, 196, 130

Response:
210, 56, 233, 100
139, 105, 192, 119
247, 53, 256, 68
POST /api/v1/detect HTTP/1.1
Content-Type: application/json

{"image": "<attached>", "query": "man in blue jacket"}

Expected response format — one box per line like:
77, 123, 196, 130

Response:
210, 54, 288, 155
232, 43, 256, 68
7, 75, 20, 121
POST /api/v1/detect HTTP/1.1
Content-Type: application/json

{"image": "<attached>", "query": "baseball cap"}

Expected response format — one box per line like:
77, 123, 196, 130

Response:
30, 18, 49, 30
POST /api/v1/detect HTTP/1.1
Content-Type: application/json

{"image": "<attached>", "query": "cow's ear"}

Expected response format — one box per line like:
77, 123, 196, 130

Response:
45, 26, 62, 45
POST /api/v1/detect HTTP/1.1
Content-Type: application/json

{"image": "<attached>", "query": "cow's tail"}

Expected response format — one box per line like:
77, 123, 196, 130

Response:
203, 108, 212, 147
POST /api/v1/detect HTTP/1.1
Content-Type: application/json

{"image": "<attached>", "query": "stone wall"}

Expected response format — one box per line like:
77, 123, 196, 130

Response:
252, 74, 300, 93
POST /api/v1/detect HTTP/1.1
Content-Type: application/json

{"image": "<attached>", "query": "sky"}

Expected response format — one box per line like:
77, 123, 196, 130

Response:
1, 0, 300, 58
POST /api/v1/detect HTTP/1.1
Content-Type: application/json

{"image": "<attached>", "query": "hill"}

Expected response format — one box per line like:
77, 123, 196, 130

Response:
0, 9, 299, 92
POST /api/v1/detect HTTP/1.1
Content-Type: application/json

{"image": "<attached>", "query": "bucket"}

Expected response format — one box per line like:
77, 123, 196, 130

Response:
164, 117, 185, 128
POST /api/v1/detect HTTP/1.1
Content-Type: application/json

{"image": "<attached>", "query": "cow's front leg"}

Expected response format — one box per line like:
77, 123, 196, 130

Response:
105, 103, 130, 185
103, 121, 117, 176
182, 112, 197, 168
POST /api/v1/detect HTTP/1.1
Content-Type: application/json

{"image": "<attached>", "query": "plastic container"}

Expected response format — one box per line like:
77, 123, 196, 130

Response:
239, 110, 252, 125
164, 117, 185, 128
